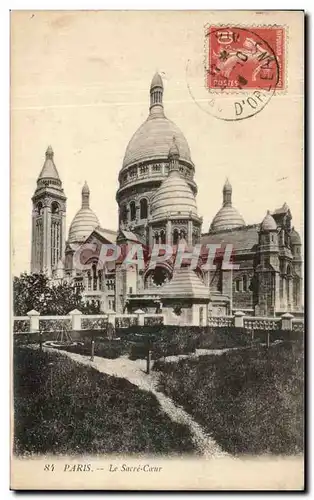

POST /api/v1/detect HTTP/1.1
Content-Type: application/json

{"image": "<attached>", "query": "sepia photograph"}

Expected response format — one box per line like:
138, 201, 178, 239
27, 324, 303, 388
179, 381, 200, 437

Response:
10, 10, 304, 490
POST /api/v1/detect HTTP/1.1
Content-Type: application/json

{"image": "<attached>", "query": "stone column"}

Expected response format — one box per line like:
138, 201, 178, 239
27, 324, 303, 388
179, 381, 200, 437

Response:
27, 309, 40, 332
234, 311, 245, 328
136, 309, 145, 326
100, 291, 107, 313
187, 220, 193, 246
61, 211, 66, 259
288, 278, 293, 311
108, 311, 116, 325
68, 309, 82, 331
166, 219, 172, 245
148, 225, 153, 250
191, 304, 200, 326
281, 312, 294, 331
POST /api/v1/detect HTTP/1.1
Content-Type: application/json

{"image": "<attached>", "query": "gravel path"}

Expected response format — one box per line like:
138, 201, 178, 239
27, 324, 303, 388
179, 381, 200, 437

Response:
50, 348, 227, 458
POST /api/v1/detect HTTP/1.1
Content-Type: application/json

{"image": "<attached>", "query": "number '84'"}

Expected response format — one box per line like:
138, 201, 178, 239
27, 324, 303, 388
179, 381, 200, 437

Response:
44, 464, 55, 471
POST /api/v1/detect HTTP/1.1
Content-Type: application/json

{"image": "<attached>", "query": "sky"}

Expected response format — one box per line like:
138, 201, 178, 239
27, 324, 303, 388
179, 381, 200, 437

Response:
11, 10, 304, 276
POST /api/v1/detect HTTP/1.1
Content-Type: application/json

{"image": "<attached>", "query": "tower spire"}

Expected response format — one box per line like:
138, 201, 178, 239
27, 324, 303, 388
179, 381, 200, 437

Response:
223, 178, 232, 207
149, 72, 164, 117
82, 181, 90, 209
38, 145, 61, 182
46, 145, 54, 158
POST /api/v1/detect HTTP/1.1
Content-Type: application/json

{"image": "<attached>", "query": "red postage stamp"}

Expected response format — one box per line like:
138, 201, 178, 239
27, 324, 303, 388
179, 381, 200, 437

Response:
206, 26, 285, 92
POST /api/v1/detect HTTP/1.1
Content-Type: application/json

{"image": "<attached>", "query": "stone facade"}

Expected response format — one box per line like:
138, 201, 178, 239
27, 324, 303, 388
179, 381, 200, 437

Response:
30, 74, 303, 322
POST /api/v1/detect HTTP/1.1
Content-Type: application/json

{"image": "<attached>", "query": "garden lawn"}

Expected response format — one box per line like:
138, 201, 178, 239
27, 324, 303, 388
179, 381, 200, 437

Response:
13, 346, 195, 456
154, 340, 304, 456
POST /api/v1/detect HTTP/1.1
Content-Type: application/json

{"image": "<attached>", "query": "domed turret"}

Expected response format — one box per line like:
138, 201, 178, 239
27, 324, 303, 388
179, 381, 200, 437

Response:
210, 179, 245, 232
260, 210, 277, 232
150, 141, 198, 221
68, 182, 100, 243
290, 227, 301, 245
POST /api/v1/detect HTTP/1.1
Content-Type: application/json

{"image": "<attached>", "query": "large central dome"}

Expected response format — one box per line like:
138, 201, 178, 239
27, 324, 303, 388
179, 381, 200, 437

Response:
122, 117, 192, 169
121, 73, 192, 170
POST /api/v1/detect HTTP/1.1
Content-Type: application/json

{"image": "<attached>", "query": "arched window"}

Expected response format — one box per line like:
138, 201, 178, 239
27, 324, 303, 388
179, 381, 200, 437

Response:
51, 201, 59, 214
243, 275, 248, 292
235, 280, 240, 292
180, 229, 186, 241
173, 229, 179, 245
98, 270, 102, 291
130, 201, 136, 221
140, 198, 148, 219
120, 204, 128, 222
92, 264, 98, 291
160, 230, 166, 244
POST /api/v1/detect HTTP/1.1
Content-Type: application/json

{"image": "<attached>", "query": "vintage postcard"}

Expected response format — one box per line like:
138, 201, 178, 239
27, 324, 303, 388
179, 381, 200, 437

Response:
10, 10, 304, 490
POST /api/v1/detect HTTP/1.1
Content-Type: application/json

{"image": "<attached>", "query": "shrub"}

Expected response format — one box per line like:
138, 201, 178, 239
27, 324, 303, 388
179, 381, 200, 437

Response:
81, 318, 108, 331
13, 320, 30, 333
39, 319, 71, 333
115, 316, 138, 329
144, 316, 163, 326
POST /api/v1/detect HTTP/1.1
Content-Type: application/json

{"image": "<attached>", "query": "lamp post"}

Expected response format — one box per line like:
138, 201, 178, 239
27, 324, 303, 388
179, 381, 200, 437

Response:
145, 334, 156, 375
90, 340, 95, 361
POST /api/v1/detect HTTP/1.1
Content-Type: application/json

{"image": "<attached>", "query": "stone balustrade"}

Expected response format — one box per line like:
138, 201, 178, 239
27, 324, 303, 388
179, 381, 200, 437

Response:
209, 312, 303, 332
13, 309, 303, 333
13, 310, 165, 333
207, 316, 234, 328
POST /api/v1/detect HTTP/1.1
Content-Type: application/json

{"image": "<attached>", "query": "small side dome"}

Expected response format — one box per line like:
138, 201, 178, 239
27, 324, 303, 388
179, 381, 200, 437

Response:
151, 171, 198, 220
68, 209, 100, 243
68, 182, 100, 243
210, 179, 245, 231
290, 227, 301, 245
150, 141, 198, 220
261, 211, 277, 232
210, 206, 245, 231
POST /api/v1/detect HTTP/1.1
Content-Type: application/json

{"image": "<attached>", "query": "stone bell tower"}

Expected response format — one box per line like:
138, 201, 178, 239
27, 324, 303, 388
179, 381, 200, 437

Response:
31, 146, 66, 276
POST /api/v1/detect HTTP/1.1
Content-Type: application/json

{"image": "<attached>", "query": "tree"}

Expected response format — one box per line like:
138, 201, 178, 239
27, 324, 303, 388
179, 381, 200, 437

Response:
13, 273, 100, 316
